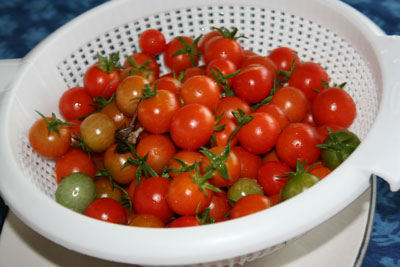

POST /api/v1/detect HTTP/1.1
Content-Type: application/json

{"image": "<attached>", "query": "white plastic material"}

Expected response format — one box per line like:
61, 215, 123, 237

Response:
0, 0, 399, 266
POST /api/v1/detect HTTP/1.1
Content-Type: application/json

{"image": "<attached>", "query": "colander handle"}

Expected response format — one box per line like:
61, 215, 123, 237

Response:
0, 59, 23, 93
356, 35, 400, 192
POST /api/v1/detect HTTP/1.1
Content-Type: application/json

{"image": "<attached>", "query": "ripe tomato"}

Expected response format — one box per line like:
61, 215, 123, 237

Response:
232, 64, 274, 104
269, 86, 309, 123
100, 100, 131, 129
129, 214, 165, 228
200, 146, 241, 188
163, 35, 200, 73
167, 215, 200, 227
255, 104, 290, 131
267, 47, 300, 79
276, 122, 321, 168
136, 134, 176, 175
153, 76, 182, 95
123, 52, 160, 79
256, 161, 291, 196
167, 172, 213, 216
181, 66, 205, 82
262, 149, 280, 163
203, 32, 243, 67
80, 112, 116, 153
229, 194, 272, 219
29, 113, 72, 158
231, 146, 262, 179
139, 29, 166, 56
59, 86, 96, 121
215, 95, 251, 121
167, 150, 204, 178
103, 144, 138, 184
84, 198, 127, 224
213, 117, 238, 147
180, 75, 220, 111
133, 176, 174, 223
205, 58, 238, 91
237, 112, 280, 154
311, 87, 356, 128
137, 89, 180, 134
169, 104, 214, 150
307, 163, 332, 179
115, 75, 149, 117
240, 55, 278, 78
207, 191, 231, 222
198, 30, 221, 53
83, 61, 120, 99
55, 148, 97, 183
287, 61, 329, 102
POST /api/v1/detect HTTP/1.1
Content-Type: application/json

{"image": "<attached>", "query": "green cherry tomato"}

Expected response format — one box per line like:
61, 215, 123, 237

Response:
55, 173, 96, 213
281, 159, 320, 201
319, 129, 361, 170
282, 173, 320, 201
227, 177, 264, 203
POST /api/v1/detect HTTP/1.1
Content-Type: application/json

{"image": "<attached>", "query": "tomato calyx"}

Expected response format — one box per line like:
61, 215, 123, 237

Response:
282, 158, 320, 180
171, 35, 203, 67
190, 163, 221, 197
211, 26, 246, 41
321, 79, 347, 89
36, 111, 74, 136
96, 52, 122, 73
209, 66, 240, 96
121, 142, 158, 186
276, 50, 298, 84
131, 83, 157, 101
167, 158, 197, 175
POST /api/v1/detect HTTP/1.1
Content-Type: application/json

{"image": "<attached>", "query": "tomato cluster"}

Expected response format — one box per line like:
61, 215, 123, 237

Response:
28, 27, 360, 228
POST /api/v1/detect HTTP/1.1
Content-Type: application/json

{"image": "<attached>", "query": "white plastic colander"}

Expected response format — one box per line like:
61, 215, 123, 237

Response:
0, 0, 399, 266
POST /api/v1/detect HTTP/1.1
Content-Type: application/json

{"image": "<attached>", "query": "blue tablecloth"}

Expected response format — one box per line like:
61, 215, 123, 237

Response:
0, 0, 399, 266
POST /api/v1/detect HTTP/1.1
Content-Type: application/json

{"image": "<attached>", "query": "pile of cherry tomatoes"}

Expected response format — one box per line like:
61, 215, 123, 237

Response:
28, 27, 360, 227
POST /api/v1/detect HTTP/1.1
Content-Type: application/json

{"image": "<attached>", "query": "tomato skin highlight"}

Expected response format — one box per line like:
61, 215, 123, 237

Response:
169, 104, 214, 150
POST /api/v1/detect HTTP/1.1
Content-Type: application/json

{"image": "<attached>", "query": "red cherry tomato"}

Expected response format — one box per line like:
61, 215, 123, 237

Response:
55, 148, 97, 183
287, 61, 329, 102
133, 176, 174, 223
207, 191, 231, 222
139, 29, 166, 56
229, 194, 272, 219
59, 86, 96, 121
83, 62, 120, 99
255, 104, 290, 131
267, 47, 300, 80
311, 87, 356, 128
153, 76, 182, 95
163, 36, 200, 73
276, 122, 321, 168
136, 134, 176, 175
137, 89, 180, 134
180, 75, 221, 111
232, 64, 274, 104
270, 86, 309, 123
167, 172, 213, 216
85, 198, 127, 224
237, 112, 280, 154
29, 113, 72, 158
203, 34, 243, 67
231, 146, 262, 179
169, 104, 214, 150
168, 216, 200, 227
168, 150, 204, 178
123, 52, 160, 79
213, 117, 238, 147
256, 161, 291, 196
215, 95, 252, 121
